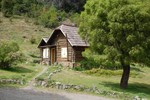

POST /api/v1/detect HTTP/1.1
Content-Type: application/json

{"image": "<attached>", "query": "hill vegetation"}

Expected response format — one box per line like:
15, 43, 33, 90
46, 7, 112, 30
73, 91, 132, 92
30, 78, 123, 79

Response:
0, 0, 84, 28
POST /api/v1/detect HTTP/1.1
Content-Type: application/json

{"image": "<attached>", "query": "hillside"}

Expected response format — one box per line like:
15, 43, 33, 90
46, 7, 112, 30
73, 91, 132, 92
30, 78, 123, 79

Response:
0, 12, 51, 62
0, 12, 51, 82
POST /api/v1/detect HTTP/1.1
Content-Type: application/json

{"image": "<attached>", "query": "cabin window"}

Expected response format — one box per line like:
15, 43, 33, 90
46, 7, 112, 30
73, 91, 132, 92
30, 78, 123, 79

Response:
61, 47, 67, 58
43, 48, 49, 58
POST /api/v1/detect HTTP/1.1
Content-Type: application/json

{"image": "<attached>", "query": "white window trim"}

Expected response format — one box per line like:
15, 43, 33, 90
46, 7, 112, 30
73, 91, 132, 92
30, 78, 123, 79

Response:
43, 48, 49, 58
61, 47, 67, 58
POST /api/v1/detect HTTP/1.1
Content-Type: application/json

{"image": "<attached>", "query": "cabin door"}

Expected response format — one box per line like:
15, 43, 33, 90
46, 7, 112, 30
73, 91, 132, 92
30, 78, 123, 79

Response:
51, 48, 55, 64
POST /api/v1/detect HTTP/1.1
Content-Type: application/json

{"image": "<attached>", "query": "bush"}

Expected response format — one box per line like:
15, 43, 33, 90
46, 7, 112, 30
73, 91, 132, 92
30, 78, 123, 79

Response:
84, 68, 123, 76
81, 49, 121, 70
0, 41, 25, 69
84, 68, 139, 77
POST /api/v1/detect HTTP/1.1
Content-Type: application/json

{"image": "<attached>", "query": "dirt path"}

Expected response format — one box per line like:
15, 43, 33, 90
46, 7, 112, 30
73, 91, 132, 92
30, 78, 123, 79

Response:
23, 66, 48, 90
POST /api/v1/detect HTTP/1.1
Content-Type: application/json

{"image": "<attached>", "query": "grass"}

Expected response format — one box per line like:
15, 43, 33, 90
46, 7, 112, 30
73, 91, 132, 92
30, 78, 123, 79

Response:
0, 64, 44, 82
36, 65, 59, 80
50, 66, 150, 99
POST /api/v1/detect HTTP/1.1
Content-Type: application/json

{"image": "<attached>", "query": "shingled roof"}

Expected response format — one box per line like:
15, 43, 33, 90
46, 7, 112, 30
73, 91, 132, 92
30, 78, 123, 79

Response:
49, 24, 89, 47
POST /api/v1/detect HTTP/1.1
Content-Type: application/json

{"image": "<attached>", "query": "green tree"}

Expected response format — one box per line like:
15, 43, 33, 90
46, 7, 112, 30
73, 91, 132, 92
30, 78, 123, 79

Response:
38, 6, 59, 28
0, 41, 25, 69
79, 0, 150, 88
1, 0, 14, 17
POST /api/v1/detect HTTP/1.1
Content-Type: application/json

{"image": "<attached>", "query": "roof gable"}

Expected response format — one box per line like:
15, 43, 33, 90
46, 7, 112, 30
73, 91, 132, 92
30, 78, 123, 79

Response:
38, 37, 49, 48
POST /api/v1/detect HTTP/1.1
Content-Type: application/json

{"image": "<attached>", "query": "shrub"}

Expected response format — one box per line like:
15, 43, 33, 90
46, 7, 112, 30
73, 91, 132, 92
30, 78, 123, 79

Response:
81, 49, 121, 70
84, 68, 123, 76
30, 36, 36, 44
0, 41, 25, 69
84, 68, 139, 77
73, 66, 85, 71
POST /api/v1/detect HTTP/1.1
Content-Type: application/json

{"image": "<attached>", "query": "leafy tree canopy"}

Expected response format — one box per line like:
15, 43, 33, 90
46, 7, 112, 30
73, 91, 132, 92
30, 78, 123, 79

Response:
79, 0, 150, 88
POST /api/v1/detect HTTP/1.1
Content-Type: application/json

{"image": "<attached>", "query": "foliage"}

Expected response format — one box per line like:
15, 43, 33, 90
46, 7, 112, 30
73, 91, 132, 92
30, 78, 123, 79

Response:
81, 49, 121, 70
69, 13, 81, 26
1, 0, 14, 17
72, 66, 85, 71
1, 0, 42, 17
84, 68, 139, 77
79, 0, 150, 88
1, 0, 82, 27
0, 41, 25, 69
38, 0, 86, 13
13, 0, 41, 17
80, 0, 150, 65
38, 6, 59, 28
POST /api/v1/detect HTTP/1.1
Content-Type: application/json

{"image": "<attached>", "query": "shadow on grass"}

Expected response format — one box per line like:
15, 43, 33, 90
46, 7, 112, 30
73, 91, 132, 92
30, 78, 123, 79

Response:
130, 67, 143, 72
1, 67, 33, 73
101, 82, 150, 95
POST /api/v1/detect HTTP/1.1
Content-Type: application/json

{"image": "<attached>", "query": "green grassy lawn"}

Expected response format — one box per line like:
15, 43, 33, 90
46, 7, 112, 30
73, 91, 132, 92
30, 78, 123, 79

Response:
36, 65, 59, 80
50, 66, 150, 99
0, 64, 44, 83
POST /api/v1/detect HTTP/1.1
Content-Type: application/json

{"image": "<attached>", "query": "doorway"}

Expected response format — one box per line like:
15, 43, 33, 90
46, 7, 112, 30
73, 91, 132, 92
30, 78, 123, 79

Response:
51, 48, 56, 64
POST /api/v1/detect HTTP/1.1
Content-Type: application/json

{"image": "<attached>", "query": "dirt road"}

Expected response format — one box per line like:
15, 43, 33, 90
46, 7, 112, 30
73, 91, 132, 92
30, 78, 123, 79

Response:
0, 87, 112, 100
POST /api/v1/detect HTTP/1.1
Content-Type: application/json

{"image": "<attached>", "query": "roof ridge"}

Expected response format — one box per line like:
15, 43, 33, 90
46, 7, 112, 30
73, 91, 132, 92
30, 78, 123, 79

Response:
62, 23, 77, 27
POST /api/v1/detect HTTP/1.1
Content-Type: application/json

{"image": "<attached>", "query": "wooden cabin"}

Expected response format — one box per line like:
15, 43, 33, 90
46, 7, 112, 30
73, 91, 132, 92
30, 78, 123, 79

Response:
38, 24, 89, 67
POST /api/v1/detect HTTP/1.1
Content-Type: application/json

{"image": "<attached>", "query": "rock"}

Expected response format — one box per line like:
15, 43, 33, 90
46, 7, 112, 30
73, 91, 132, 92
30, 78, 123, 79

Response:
92, 85, 97, 91
48, 73, 53, 79
133, 96, 140, 100
20, 80, 24, 85
74, 85, 81, 90
84, 88, 91, 92
142, 98, 147, 100
55, 82, 62, 89
41, 81, 46, 86
55, 82, 61, 85
95, 90, 100, 94
62, 84, 71, 89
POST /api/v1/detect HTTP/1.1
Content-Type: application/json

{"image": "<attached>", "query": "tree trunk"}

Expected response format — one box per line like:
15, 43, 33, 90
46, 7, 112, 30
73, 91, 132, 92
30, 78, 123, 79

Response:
120, 64, 130, 89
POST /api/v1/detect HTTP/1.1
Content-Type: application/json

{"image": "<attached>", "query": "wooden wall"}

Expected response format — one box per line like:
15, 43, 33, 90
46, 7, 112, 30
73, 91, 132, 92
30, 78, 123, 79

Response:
56, 32, 73, 62
73, 47, 86, 62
